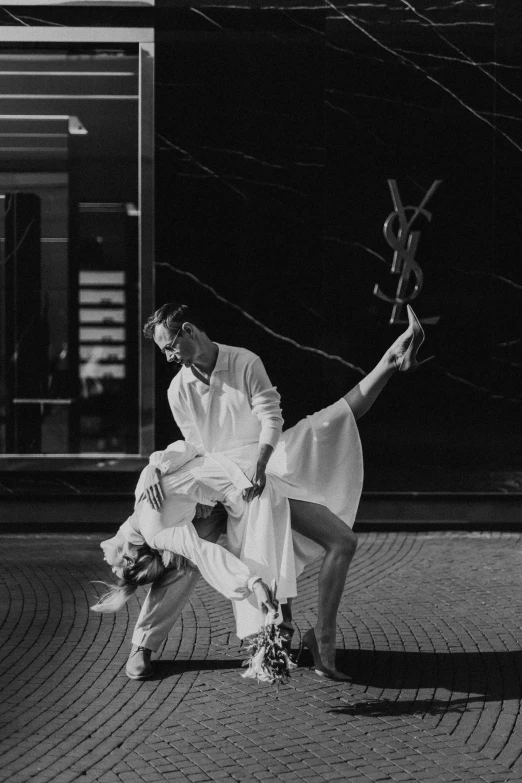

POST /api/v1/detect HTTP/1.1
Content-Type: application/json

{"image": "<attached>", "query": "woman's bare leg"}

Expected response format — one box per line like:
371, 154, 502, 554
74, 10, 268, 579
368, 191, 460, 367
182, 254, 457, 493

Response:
344, 311, 423, 420
343, 352, 396, 420
289, 499, 357, 672
286, 312, 426, 671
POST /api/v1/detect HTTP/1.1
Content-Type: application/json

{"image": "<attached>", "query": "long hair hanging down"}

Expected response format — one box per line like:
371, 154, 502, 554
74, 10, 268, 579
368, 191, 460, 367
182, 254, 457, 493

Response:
91, 544, 168, 613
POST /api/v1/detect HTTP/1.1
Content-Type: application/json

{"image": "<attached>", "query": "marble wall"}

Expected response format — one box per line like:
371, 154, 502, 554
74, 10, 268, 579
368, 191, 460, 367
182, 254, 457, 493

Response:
1, 1, 521, 491
153, 1, 522, 492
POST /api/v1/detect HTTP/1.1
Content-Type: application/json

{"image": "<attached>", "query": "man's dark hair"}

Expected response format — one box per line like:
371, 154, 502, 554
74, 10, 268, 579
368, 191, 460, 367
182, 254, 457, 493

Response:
143, 303, 206, 339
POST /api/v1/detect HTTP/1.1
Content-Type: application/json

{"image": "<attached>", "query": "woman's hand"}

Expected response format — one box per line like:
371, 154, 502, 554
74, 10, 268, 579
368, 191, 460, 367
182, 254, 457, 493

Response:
252, 579, 279, 623
141, 465, 165, 511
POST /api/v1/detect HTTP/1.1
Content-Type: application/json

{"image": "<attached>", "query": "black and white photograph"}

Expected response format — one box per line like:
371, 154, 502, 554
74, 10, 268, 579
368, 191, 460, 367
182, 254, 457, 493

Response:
1, 2, 521, 782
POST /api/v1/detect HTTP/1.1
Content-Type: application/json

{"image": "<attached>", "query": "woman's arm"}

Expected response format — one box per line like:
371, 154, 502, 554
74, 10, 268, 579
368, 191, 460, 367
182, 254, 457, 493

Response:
153, 521, 276, 616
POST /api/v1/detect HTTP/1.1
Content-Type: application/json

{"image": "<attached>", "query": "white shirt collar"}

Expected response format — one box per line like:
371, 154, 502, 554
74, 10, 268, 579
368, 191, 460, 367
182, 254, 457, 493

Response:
184, 342, 229, 382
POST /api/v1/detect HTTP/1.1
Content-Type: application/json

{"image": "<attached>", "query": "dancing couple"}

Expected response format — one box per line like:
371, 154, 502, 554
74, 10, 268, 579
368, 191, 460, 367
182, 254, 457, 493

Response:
93, 302, 427, 681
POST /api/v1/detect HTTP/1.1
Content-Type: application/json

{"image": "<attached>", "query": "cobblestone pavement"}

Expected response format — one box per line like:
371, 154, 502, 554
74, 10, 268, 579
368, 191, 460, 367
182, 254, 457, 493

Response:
1, 531, 522, 783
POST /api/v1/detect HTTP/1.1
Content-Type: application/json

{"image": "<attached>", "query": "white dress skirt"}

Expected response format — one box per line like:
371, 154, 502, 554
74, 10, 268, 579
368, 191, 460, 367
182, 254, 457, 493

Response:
155, 397, 364, 638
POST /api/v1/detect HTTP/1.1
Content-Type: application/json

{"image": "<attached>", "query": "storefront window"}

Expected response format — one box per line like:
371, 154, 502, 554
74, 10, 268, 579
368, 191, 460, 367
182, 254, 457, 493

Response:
0, 28, 154, 458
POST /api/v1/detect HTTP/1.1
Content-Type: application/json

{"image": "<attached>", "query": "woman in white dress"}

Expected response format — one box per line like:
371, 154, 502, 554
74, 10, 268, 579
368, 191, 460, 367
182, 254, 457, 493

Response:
93, 306, 427, 681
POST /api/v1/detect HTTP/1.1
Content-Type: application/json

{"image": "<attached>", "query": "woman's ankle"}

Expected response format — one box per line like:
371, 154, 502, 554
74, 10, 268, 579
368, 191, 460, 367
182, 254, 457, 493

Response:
314, 626, 336, 646
383, 347, 401, 373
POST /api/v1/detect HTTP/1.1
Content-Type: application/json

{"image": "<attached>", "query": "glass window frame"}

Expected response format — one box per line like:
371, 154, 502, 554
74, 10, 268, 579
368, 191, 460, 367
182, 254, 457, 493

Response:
0, 27, 155, 464
0, 1, 154, 5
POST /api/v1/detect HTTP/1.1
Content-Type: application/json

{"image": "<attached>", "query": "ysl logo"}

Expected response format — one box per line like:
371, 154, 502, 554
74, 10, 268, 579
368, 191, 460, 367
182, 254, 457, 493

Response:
374, 179, 442, 323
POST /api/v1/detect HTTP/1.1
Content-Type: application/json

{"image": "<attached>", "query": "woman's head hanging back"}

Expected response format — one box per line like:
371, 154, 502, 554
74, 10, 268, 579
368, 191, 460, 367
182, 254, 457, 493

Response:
91, 544, 167, 613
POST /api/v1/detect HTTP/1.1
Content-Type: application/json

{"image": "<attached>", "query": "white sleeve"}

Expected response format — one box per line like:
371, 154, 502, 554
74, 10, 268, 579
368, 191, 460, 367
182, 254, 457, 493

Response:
247, 357, 284, 450
153, 522, 257, 602
149, 441, 201, 475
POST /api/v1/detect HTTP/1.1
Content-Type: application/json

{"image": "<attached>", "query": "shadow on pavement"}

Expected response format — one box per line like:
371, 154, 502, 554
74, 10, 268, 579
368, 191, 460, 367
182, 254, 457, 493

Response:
329, 696, 482, 717
151, 658, 243, 680
149, 649, 522, 708
333, 648, 522, 701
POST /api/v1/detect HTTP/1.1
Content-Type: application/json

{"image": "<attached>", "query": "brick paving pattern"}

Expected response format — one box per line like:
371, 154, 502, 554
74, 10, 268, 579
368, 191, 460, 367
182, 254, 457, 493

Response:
1, 531, 522, 783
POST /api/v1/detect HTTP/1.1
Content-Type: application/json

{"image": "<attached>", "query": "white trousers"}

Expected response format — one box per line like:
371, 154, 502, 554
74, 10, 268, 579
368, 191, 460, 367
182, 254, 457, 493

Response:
131, 508, 227, 651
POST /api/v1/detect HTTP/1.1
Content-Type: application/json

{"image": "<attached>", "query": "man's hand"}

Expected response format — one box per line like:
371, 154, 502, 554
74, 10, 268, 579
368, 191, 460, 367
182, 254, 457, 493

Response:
243, 460, 267, 503
140, 464, 165, 511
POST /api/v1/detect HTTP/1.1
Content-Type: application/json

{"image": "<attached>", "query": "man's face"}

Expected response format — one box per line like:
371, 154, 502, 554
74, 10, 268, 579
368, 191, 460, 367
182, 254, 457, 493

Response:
154, 323, 194, 366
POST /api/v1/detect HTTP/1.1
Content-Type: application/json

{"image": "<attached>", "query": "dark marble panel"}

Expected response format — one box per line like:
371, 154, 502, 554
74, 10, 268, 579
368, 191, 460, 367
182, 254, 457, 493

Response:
0, 2, 520, 492
320, 0, 521, 488
153, 3, 522, 492
155, 16, 329, 444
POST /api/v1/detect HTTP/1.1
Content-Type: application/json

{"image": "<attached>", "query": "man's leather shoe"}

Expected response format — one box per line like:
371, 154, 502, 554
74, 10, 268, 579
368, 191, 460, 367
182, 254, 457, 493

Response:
125, 645, 153, 680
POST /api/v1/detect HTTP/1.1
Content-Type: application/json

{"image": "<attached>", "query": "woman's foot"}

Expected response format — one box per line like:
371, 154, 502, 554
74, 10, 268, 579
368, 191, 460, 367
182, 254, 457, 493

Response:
388, 305, 432, 372
299, 629, 351, 682
315, 630, 352, 682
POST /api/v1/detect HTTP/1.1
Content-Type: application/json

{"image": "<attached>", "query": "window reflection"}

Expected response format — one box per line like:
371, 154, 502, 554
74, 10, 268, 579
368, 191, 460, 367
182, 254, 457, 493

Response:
77, 212, 137, 453
0, 42, 147, 456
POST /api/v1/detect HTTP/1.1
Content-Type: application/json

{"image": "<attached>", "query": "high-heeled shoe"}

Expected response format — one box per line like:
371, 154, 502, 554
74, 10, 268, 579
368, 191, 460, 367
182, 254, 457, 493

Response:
395, 305, 433, 372
297, 629, 351, 682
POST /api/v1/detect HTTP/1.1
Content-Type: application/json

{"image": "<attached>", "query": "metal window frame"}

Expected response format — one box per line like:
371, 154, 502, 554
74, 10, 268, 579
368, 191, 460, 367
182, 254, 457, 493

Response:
0, 27, 155, 462
1, 1, 153, 4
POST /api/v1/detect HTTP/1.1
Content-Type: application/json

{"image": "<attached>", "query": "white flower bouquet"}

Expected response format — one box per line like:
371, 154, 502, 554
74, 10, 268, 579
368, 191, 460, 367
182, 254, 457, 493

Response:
241, 621, 297, 686
241, 581, 297, 687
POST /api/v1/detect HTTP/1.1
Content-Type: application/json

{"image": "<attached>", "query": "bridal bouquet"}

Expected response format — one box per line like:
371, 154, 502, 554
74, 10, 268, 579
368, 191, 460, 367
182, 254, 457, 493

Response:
241, 621, 297, 687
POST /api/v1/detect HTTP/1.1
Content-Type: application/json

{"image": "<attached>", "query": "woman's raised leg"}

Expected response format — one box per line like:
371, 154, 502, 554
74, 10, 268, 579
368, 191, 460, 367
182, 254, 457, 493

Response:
289, 499, 357, 677
344, 304, 428, 420
286, 309, 428, 677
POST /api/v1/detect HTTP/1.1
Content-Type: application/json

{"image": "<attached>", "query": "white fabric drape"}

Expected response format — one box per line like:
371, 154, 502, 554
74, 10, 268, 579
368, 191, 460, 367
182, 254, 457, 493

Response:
194, 397, 363, 637
102, 397, 363, 640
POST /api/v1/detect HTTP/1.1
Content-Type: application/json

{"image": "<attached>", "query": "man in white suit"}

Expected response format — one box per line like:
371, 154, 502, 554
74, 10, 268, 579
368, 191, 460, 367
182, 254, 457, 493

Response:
124, 302, 289, 679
